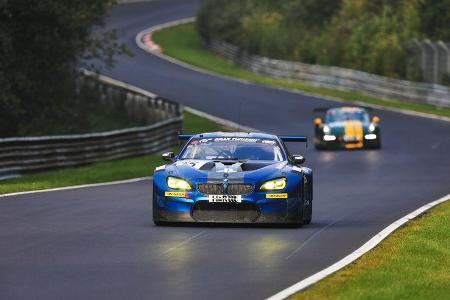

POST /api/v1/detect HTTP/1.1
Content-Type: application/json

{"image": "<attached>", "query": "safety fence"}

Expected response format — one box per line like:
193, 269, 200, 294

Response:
0, 71, 183, 179
405, 40, 450, 85
207, 40, 450, 108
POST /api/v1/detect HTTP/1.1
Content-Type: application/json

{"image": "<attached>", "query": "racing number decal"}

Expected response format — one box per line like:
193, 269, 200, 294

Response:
266, 193, 288, 199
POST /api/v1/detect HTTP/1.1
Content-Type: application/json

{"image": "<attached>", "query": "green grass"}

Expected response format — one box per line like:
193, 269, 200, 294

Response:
291, 200, 450, 300
0, 111, 229, 195
152, 23, 450, 118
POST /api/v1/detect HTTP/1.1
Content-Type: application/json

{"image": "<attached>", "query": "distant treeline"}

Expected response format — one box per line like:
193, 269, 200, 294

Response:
197, 0, 450, 81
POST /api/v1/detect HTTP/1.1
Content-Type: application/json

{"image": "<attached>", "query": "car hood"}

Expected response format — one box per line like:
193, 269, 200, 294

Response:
328, 121, 369, 135
166, 160, 289, 183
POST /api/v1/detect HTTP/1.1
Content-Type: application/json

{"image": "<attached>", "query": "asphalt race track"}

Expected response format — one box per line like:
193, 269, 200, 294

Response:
1, 1, 449, 299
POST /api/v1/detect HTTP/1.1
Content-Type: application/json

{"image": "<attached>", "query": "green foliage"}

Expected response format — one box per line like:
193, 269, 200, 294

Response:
197, 0, 448, 80
0, 0, 128, 137
420, 0, 450, 40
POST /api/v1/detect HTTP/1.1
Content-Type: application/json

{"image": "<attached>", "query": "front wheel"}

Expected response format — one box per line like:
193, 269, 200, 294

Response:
303, 204, 312, 224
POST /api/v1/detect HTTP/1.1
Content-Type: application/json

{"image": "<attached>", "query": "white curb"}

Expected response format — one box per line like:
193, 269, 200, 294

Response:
267, 193, 450, 299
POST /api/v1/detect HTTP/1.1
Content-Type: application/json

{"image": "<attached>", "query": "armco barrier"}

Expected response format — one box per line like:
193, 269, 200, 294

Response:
207, 40, 450, 108
0, 71, 183, 179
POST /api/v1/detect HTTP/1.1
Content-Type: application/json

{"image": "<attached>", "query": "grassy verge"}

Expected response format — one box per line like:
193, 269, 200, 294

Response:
291, 200, 450, 300
0, 111, 229, 195
152, 23, 450, 118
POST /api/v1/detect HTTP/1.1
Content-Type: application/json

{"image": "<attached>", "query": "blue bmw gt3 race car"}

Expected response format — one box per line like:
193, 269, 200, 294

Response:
152, 132, 313, 226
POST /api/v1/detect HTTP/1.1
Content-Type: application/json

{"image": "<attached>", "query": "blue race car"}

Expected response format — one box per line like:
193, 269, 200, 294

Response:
152, 132, 313, 226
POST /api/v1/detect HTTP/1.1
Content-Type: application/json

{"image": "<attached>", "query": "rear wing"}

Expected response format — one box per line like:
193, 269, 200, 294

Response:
314, 106, 373, 113
180, 134, 307, 143
278, 136, 307, 143
279, 135, 308, 148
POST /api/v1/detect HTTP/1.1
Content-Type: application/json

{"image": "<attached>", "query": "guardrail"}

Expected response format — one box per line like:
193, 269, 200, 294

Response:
207, 40, 450, 108
0, 71, 183, 179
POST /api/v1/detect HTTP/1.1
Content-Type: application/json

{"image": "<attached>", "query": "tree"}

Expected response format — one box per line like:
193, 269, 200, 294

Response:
420, 0, 450, 40
0, 0, 128, 137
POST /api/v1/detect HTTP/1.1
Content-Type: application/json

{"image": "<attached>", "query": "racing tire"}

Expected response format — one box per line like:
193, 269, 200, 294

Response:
153, 220, 167, 226
375, 140, 381, 149
314, 143, 326, 150
302, 204, 312, 224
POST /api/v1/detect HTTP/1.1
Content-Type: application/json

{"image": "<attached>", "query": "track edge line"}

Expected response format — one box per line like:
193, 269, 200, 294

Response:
266, 193, 450, 300
0, 176, 152, 198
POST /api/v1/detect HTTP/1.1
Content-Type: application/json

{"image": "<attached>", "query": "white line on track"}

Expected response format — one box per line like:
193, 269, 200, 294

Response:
162, 231, 207, 255
267, 193, 450, 299
136, 18, 450, 123
0, 177, 152, 198
285, 212, 351, 260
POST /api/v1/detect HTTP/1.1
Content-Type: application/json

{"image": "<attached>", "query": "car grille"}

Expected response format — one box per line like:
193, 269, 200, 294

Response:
198, 183, 254, 195
228, 184, 254, 195
192, 202, 260, 222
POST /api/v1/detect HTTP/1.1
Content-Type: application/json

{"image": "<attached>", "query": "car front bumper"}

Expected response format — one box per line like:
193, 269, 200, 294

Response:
153, 191, 304, 224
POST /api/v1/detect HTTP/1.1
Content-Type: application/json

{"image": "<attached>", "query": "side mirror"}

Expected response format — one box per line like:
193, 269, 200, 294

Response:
372, 116, 380, 123
292, 155, 305, 165
314, 118, 322, 126
162, 152, 175, 162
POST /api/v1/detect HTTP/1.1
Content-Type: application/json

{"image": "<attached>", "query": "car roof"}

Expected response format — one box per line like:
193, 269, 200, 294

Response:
191, 132, 278, 140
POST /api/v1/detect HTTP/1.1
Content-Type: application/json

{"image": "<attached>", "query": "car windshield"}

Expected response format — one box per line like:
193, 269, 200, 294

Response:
180, 137, 286, 161
326, 109, 369, 123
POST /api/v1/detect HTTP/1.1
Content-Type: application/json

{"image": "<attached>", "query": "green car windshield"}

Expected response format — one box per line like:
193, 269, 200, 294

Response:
326, 109, 369, 123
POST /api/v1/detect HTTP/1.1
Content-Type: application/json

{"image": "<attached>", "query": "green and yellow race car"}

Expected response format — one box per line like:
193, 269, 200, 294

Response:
314, 107, 381, 150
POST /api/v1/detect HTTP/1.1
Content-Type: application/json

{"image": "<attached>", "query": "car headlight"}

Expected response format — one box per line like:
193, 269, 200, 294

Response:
369, 123, 376, 132
167, 177, 192, 190
323, 125, 331, 134
260, 178, 286, 190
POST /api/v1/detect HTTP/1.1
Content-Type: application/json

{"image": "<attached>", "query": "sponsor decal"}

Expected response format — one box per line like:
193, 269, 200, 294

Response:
164, 191, 187, 198
195, 137, 277, 144
262, 140, 276, 145
175, 160, 209, 169
266, 193, 288, 199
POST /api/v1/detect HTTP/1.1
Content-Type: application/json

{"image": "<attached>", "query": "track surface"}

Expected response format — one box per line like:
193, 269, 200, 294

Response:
1, 1, 449, 299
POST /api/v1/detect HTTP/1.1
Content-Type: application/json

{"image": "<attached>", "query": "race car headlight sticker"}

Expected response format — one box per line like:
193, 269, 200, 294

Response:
364, 134, 377, 140
167, 177, 192, 191
323, 125, 331, 134
369, 123, 376, 132
260, 178, 286, 190
323, 135, 336, 141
